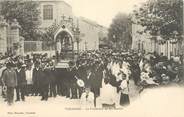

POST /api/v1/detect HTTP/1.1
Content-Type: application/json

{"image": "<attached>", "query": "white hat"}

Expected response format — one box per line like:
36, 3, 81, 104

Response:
77, 79, 85, 87
3, 86, 7, 92
22, 64, 26, 67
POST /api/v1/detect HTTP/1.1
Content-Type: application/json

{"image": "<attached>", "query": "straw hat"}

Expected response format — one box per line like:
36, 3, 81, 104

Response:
77, 79, 85, 87
3, 86, 7, 92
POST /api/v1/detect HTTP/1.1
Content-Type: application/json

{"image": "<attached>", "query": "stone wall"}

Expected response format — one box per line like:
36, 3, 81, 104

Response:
0, 16, 23, 56
0, 16, 8, 55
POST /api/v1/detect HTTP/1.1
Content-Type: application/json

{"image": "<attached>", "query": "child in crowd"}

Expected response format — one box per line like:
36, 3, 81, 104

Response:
80, 87, 94, 109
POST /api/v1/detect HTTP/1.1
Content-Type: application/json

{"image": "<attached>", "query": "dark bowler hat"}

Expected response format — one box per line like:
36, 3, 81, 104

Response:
68, 61, 75, 66
17, 62, 22, 68
35, 61, 40, 65
6, 62, 14, 68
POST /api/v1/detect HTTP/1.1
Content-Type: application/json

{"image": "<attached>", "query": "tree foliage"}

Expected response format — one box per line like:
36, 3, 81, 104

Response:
0, 0, 41, 41
41, 23, 57, 46
108, 13, 132, 50
133, 0, 183, 40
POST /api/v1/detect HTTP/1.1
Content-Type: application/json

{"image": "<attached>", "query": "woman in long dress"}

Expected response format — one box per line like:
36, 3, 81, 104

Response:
100, 78, 116, 109
119, 73, 130, 106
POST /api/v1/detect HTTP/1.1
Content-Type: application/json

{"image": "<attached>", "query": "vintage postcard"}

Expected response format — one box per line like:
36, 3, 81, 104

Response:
0, 0, 184, 117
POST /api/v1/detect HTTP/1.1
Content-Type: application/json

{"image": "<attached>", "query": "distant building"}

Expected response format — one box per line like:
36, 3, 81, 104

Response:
131, 23, 153, 53
132, 17, 180, 59
131, 0, 184, 59
78, 17, 108, 50
98, 25, 109, 49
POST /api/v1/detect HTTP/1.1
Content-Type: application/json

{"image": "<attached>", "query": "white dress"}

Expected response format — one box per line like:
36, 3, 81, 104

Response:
56, 41, 61, 54
80, 92, 95, 108
100, 83, 117, 105
139, 59, 144, 71
120, 62, 131, 81
120, 80, 129, 94
26, 70, 33, 85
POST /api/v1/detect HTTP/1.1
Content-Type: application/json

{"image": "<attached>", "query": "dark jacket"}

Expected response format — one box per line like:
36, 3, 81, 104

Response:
39, 69, 50, 85
95, 65, 103, 88
16, 69, 27, 86
77, 66, 87, 83
32, 68, 40, 84
67, 67, 77, 83
86, 71, 96, 88
49, 68, 57, 84
44, 68, 57, 84
2, 68, 17, 87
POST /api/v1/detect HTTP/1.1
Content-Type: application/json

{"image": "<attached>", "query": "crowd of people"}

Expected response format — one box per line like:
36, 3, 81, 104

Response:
0, 49, 183, 108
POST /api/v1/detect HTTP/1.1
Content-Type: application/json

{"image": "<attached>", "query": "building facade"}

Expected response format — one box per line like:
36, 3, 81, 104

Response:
132, 11, 181, 59
37, 0, 107, 51
131, 23, 154, 53
0, 0, 108, 55
132, 24, 180, 59
78, 17, 106, 50
37, 0, 73, 29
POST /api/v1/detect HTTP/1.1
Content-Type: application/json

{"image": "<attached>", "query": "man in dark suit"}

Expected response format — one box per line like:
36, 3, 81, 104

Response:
32, 62, 40, 96
48, 63, 57, 97
94, 62, 103, 97
66, 62, 77, 99
2, 63, 17, 105
76, 63, 87, 98
15, 63, 27, 101
85, 66, 97, 107
39, 63, 50, 101
131, 60, 141, 85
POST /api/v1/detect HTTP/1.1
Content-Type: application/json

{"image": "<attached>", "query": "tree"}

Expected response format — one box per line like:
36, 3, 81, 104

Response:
133, 0, 183, 40
108, 13, 132, 50
0, 0, 41, 41
41, 23, 56, 48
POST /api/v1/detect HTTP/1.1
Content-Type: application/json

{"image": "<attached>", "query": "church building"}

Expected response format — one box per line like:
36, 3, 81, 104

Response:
0, 0, 108, 55
36, 0, 107, 51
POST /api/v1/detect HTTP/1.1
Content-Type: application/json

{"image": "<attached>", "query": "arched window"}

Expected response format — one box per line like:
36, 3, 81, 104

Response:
43, 5, 53, 20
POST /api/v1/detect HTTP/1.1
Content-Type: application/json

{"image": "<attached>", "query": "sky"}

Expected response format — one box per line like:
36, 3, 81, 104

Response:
64, 0, 148, 27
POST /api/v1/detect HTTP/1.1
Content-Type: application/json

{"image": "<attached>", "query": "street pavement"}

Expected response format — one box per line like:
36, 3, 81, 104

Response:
0, 80, 183, 117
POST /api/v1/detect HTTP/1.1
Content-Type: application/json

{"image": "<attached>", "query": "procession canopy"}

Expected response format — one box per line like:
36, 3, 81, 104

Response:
54, 27, 74, 41
54, 26, 74, 63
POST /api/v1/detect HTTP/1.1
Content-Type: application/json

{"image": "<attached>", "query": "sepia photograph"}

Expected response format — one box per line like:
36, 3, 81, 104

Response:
0, 0, 184, 117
